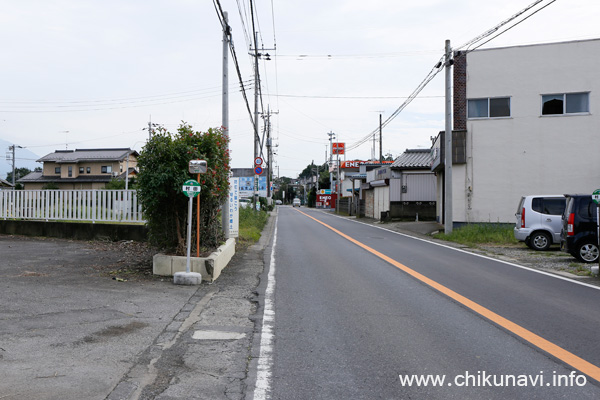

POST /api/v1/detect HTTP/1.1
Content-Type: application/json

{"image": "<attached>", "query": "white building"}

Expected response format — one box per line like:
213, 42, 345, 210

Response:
433, 39, 600, 225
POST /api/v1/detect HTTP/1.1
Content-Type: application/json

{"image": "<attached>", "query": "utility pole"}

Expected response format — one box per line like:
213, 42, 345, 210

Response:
9, 145, 22, 186
444, 39, 453, 234
221, 11, 231, 237
250, 0, 260, 208
379, 113, 383, 163
148, 118, 152, 140
327, 131, 335, 191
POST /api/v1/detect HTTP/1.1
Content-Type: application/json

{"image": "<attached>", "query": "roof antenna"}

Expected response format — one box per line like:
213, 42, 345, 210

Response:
60, 131, 70, 149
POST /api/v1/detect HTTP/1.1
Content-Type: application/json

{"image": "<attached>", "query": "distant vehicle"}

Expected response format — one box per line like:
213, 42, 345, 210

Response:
293, 198, 301, 207
240, 198, 251, 209
275, 200, 282, 205
514, 195, 566, 250
561, 194, 598, 263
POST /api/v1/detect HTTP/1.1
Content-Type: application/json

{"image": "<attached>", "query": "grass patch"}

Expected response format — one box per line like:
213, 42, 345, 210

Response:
238, 207, 269, 249
434, 224, 517, 246
566, 263, 592, 276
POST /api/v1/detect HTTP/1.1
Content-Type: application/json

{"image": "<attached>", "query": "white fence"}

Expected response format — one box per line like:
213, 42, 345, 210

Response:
0, 190, 145, 223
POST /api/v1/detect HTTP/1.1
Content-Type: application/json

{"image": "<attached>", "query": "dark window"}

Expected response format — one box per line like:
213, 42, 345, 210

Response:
489, 98, 511, 117
101, 165, 112, 174
542, 92, 589, 115
532, 198, 543, 213
542, 199, 565, 215
55, 167, 61, 174
87, 167, 91, 174
79, 167, 84, 174
578, 197, 596, 219
542, 94, 564, 115
68, 166, 72, 177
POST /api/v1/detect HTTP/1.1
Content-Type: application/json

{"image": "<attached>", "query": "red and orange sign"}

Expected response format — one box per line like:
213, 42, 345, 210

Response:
332, 142, 345, 155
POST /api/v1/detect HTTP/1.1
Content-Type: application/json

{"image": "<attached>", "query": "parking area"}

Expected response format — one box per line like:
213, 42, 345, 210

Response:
0, 235, 198, 400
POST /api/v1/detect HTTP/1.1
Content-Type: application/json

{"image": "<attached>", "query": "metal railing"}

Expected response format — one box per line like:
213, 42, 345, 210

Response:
0, 190, 145, 223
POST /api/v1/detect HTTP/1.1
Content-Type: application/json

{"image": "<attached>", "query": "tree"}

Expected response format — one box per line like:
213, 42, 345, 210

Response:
105, 178, 126, 190
136, 123, 230, 254
6, 167, 31, 183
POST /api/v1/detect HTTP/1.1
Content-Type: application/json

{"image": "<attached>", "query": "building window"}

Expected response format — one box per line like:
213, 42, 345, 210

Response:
79, 167, 84, 174
467, 97, 511, 119
68, 166, 73, 177
87, 167, 91, 174
101, 165, 112, 174
542, 92, 589, 115
55, 167, 61, 174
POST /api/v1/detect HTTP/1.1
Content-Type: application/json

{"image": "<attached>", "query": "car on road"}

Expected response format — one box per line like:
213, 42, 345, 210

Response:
560, 194, 599, 263
275, 200, 282, 205
514, 195, 566, 250
293, 198, 301, 207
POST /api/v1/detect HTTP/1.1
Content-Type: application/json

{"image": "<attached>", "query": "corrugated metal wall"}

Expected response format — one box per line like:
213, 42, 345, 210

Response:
390, 173, 437, 202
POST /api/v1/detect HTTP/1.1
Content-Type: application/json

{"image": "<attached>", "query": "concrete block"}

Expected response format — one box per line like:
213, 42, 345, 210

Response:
152, 239, 235, 283
208, 238, 236, 282
153, 254, 173, 276
173, 271, 202, 285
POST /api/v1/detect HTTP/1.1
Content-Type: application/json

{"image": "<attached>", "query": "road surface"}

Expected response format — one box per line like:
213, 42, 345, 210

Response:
251, 206, 600, 399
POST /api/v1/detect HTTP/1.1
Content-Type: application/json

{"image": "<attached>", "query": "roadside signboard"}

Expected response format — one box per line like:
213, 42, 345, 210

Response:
332, 142, 345, 155
228, 178, 239, 238
182, 179, 201, 198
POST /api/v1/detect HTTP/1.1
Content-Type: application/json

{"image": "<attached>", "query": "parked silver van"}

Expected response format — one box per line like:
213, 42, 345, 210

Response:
514, 195, 566, 251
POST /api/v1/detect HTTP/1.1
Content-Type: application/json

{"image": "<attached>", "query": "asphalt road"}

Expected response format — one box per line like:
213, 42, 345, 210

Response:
257, 207, 600, 399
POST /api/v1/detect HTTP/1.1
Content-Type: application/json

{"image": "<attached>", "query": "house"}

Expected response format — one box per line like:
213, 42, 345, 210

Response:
18, 148, 138, 190
362, 149, 436, 220
0, 177, 14, 190
433, 38, 600, 225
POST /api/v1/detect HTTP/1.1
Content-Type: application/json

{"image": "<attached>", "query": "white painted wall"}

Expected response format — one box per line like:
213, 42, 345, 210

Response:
456, 39, 600, 223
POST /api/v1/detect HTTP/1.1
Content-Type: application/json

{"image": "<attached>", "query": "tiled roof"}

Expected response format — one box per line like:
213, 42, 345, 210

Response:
0, 177, 14, 187
37, 148, 137, 163
17, 171, 112, 184
391, 149, 432, 169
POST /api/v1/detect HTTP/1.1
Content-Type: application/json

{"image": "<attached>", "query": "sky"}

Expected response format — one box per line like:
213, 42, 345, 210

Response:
1, 0, 599, 179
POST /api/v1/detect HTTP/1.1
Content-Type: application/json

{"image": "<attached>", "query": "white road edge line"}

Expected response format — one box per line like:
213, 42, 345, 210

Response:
253, 214, 278, 400
319, 210, 600, 292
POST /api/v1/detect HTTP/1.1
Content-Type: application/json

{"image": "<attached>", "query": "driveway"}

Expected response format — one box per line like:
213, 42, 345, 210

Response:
0, 235, 198, 400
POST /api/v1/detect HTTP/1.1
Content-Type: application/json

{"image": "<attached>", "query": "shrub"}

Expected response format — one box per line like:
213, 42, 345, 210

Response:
136, 123, 230, 254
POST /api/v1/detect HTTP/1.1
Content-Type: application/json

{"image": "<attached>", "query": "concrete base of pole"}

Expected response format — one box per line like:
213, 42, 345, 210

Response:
173, 271, 202, 286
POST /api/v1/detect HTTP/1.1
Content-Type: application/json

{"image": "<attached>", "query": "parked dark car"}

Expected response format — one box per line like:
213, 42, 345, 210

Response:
560, 194, 599, 263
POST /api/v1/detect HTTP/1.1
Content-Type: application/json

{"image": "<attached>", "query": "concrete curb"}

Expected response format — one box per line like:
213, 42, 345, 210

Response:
152, 237, 236, 282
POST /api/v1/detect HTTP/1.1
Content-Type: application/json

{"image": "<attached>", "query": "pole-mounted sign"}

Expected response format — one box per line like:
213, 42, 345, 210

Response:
182, 179, 201, 198
254, 157, 263, 166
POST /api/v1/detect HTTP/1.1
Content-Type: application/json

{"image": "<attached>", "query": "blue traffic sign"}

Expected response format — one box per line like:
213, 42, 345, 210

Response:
254, 166, 263, 175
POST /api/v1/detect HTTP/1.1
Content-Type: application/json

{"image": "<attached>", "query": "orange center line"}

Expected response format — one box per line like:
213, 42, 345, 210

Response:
296, 208, 600, 382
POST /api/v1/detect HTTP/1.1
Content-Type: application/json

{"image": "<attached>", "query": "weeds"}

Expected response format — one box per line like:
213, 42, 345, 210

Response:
434, 224, 517, 246
238, 207, 269, 249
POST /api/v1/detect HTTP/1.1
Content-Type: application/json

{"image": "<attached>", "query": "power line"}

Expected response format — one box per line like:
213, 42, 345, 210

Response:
213, 0, 257, 141
0, 82, 253, 112
272, 93, 443, 100
464, 0, 558, 53
345, 0, 559, 154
